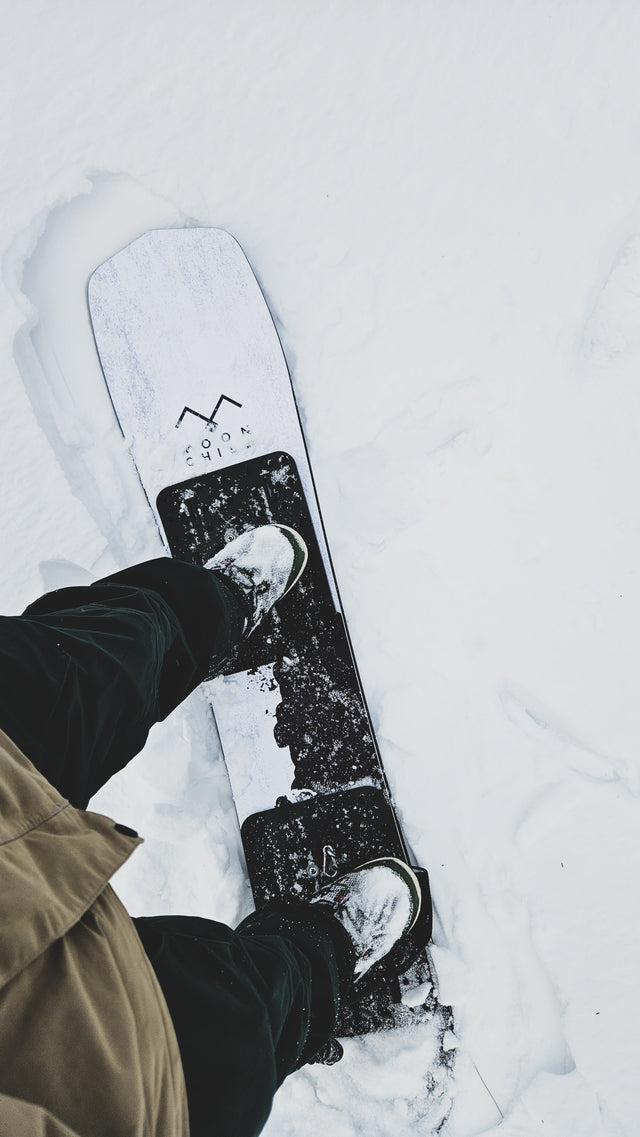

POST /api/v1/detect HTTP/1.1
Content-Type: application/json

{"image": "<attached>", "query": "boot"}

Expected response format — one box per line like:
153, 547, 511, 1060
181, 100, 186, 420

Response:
311, 857, 421, 979
205, 524, 307, 635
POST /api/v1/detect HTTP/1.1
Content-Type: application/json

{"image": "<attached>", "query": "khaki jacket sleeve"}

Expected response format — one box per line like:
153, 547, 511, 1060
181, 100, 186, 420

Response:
0, 1091, 84, 1136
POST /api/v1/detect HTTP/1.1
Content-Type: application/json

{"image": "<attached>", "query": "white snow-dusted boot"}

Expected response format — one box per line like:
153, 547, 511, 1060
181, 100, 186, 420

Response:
205, 524, 308, 635
311, 857, 422, 979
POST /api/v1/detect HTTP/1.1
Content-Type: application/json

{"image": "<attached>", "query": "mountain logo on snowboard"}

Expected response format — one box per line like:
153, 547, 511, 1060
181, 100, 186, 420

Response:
176, 393, 253, 469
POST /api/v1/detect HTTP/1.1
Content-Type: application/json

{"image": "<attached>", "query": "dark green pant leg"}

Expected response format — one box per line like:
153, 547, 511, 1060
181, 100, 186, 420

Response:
236, 902, 355, 1077
0, 558, 245, 808
134, 907, 354, 1137
100, 556, 249, 688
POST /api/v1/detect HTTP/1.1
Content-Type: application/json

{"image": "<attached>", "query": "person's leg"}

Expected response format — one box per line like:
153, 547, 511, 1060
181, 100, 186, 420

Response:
0, 524, 305, 809
134, 903, 355, 1137
133, 860, 421, 1137
0, 558, 247, 808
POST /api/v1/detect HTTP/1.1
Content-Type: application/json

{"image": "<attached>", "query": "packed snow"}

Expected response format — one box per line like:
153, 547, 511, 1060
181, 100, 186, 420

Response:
1, 2, 640, 1134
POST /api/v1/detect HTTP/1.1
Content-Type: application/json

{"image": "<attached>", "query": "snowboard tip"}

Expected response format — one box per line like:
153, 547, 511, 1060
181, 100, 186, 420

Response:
88, 226, 245, 301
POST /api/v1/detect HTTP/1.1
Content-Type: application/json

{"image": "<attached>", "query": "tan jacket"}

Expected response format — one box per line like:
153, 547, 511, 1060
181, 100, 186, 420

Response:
0, 729, 190, 1137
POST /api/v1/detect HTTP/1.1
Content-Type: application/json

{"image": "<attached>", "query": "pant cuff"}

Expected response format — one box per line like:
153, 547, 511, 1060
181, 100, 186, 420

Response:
99, 557, 248, 677
237, 898, 356, 1066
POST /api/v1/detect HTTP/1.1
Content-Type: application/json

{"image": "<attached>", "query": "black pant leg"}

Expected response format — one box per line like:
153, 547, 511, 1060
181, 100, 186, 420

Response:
0, 558, 246, 808
134, 906, 355, 1137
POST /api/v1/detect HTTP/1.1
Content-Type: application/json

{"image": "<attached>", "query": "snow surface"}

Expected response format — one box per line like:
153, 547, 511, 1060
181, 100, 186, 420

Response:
2, 2, 640, 1134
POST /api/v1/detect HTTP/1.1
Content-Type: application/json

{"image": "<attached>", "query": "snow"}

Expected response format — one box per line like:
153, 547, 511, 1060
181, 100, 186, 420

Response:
1, 2, 640, 1134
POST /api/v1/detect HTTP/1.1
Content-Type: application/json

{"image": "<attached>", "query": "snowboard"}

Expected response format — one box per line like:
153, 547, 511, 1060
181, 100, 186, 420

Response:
88, 228, 451, 1058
